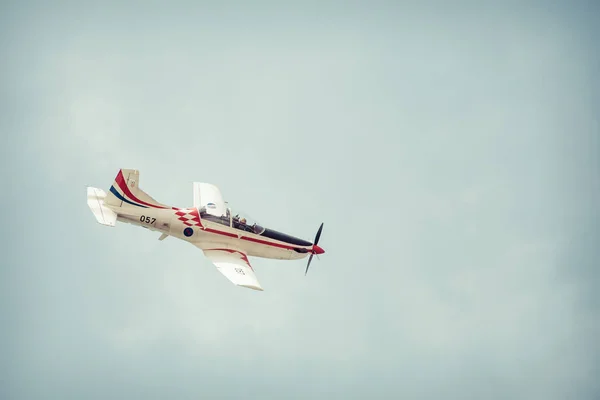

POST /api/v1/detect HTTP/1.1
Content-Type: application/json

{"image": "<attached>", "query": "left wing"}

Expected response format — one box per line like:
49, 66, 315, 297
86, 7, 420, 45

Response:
202, 249, 263, 291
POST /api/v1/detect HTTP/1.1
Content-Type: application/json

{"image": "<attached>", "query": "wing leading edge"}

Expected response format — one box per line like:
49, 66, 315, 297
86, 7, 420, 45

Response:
203, 249, 263, 291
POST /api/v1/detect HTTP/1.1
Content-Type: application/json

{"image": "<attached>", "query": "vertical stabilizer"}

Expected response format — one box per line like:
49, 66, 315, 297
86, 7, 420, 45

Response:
104, 169, 170, 209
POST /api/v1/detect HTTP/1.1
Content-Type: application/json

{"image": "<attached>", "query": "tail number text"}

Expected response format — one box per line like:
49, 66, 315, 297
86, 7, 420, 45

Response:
140, 215, 156, 224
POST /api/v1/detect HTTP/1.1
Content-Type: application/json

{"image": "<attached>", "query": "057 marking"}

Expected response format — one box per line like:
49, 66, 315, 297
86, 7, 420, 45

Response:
140, 215, 156, 224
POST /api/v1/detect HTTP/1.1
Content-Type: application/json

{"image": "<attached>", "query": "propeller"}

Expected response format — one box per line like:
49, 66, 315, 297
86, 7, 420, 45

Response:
305, 222, 324, 276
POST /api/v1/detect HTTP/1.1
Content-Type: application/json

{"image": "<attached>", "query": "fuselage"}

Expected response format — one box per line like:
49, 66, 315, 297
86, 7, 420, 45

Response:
110, 204, 313, 261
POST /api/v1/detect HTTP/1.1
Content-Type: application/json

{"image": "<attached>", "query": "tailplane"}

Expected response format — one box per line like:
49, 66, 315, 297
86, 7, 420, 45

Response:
103, 169, 170, 210
87, 187, 118, 226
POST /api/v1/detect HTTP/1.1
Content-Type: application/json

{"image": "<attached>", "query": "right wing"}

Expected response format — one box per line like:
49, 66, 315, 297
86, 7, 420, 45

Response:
203, 249, 263, 291
193, 182, 226, 217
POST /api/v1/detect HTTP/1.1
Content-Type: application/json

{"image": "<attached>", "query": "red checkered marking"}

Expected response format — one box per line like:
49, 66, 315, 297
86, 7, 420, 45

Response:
175, 208, 203, 227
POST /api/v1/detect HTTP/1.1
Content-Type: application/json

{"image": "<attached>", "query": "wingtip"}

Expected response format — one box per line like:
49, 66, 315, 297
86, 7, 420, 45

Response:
239, 284, 264, 291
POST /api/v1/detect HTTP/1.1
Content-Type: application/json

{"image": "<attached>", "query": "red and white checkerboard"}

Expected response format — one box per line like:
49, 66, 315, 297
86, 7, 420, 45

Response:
174, 208, 202, 227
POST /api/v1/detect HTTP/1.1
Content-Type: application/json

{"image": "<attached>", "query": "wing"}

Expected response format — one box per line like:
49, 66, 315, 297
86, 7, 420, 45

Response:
202, 249, 263, 291
193, 182, 226, 217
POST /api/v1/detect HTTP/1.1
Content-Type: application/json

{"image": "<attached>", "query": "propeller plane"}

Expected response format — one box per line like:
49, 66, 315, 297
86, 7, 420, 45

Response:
86, 169, 325, 291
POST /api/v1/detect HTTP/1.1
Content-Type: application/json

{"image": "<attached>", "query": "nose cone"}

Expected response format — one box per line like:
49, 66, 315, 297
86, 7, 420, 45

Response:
313, 244, 325, 255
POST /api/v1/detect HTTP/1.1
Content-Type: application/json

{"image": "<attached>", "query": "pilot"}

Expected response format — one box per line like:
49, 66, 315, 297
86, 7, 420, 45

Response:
240, 217, 247, 225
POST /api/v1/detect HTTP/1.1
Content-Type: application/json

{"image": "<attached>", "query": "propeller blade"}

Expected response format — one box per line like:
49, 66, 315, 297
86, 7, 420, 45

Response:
305, 254, 314, 275
314, 222, 323, 245
306, 223, 324, 276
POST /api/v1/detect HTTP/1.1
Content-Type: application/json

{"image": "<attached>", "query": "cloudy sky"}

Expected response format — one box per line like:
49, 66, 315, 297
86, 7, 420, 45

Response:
1, 1, 599, 399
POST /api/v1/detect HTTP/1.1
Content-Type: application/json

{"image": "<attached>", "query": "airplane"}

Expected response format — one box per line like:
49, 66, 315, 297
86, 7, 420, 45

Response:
86, 169, 325, 291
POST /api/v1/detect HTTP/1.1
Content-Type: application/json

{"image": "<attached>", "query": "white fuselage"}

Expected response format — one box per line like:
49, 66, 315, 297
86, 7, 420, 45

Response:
111, 205, 309, 261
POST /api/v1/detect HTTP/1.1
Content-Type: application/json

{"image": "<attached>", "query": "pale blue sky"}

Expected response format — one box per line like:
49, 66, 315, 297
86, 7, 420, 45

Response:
1, 1, 599, 399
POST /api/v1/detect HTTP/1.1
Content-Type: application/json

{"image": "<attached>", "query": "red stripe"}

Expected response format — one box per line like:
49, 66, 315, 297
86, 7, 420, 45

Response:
203, 226, 302, 251
240, 235, 297, 250
115, 170, 169, 209
204, 228, 238, 238
205, 248, 253, 270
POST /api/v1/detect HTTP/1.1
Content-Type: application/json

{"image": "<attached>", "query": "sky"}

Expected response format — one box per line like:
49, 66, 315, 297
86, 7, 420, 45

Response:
1, 1, 599, 399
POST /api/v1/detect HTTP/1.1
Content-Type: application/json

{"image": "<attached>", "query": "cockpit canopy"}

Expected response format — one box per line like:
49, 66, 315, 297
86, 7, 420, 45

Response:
193, 182, 312, 247
197, 205, 265, 235
230, 208, 265, 234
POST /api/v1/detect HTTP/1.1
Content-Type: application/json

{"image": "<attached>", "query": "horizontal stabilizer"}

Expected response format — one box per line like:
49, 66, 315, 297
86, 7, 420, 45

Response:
87, 187, 118, 227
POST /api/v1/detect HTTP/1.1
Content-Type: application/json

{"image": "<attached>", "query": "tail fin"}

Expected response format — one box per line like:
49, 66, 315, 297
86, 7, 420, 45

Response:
104, 169, 170, 209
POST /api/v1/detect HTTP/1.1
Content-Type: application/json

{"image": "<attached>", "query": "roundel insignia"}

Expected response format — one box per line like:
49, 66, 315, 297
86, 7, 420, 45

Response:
183, 227, 193, 237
